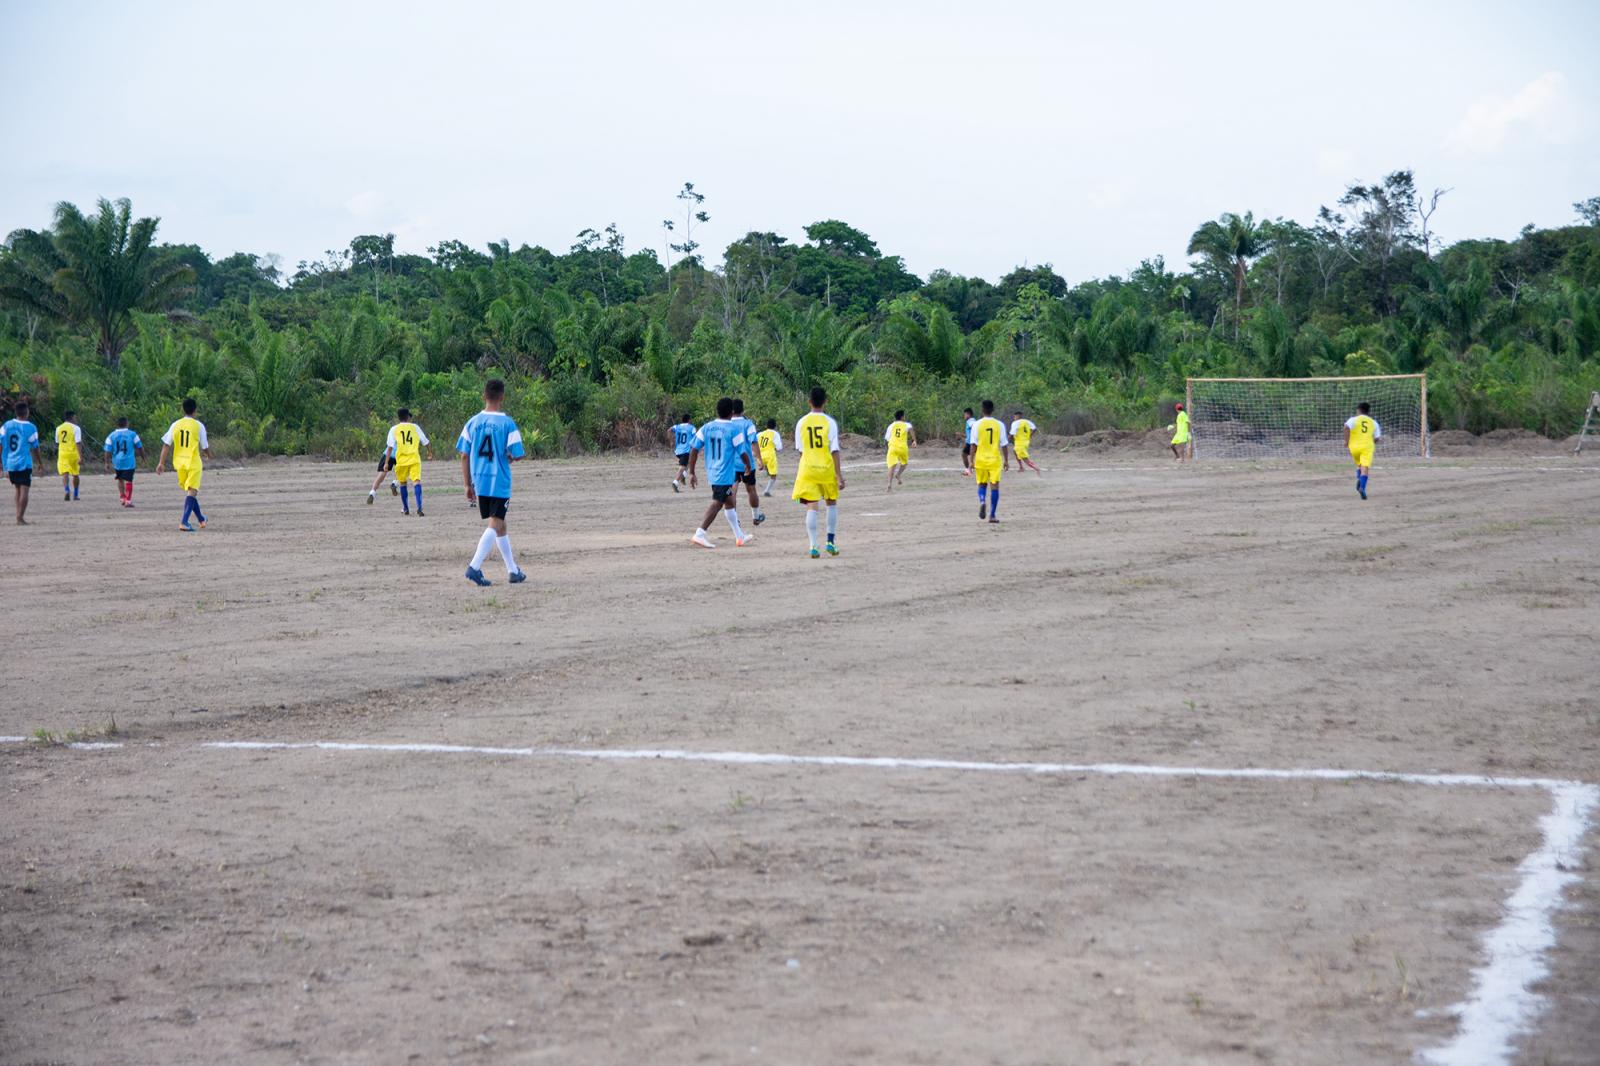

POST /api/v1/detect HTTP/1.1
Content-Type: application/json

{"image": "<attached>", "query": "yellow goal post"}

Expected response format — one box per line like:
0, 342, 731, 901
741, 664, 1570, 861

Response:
1184, 374, 1430, 461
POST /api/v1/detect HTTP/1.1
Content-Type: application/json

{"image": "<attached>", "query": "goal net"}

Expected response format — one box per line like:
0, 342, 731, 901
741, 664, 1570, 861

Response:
1185, 375, 1429, 461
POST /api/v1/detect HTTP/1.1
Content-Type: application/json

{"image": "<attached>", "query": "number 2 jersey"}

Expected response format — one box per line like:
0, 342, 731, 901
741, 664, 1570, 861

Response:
456, 410, 526, 498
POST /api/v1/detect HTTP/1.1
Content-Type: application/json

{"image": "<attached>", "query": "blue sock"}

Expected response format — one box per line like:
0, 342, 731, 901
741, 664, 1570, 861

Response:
989, 486, 999, 517
1358, 474, 1368, 493
413, 484, 422, 510
401, 486, 410, 513
193, 498, 206, 523
181, 497, 195, 525
978, 482, 986, 502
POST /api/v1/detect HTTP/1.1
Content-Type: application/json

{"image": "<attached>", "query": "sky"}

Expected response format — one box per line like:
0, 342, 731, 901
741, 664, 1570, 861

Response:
2, 0, 1597, 285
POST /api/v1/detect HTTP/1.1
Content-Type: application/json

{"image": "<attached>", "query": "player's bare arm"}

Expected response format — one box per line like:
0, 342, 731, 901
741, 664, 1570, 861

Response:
155, 443, 170, 474
833, 451, 846, 491
687, 448, 699, 489
459, 453, 475, 502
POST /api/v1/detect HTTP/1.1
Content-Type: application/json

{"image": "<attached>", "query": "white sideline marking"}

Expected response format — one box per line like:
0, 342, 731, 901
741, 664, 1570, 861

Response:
6, 735, 1595, 1066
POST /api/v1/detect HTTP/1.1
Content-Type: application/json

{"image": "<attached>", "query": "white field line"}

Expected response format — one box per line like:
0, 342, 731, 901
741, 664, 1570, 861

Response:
5, 736, 1594, 1066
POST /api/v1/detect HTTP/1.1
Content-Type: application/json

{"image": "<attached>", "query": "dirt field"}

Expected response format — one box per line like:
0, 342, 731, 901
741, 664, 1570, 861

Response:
3, 445, 1598, 1065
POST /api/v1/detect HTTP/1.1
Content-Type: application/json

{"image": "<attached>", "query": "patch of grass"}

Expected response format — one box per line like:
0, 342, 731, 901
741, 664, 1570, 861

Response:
1449, 516, 1566, 540
1333, 544, 1401, 562
31, 728, 59, 746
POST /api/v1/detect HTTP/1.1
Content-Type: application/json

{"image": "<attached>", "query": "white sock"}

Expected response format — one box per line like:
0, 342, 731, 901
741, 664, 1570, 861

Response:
764, 477, 776, 493
496, 535, 517, 574
826, 503, 838, 537
724, 509, 745, 538
805, 509, 818, 548
470, 528, 496, 570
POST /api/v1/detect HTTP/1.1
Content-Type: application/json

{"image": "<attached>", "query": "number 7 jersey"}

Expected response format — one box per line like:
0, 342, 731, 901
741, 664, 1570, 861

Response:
456, 410, 526, 498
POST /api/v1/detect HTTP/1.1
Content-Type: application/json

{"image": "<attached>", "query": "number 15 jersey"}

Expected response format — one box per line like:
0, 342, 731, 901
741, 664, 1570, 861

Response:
795, 412, 840, 474
457, 410, 525, 498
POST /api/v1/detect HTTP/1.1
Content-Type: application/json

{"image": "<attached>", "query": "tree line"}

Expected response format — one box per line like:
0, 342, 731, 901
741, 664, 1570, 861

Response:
2, 175, 1597, 460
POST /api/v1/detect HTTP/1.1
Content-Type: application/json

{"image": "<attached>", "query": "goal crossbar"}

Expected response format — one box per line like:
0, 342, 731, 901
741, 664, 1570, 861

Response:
1185, 374, 1430, 461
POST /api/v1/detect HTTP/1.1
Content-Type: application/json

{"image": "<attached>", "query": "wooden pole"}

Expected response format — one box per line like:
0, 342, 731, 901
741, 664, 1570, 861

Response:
1576, 391, 1600, 454
1420, 375, 1429, 458
1185, 378, 1194, 460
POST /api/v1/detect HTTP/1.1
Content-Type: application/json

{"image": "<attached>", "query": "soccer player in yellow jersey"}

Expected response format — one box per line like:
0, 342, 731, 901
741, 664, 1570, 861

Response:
792, 385, 845, 557
1344, 401, 1381, 500
883, 409, 916, 491
54, 411, 83, 501
380, 407, 432, 516
756, 419, 783, 497
156, 397, 212, 531
970, 399, 1010, 524
1009, 410, 1040, 475
1169, 402, 1191, 461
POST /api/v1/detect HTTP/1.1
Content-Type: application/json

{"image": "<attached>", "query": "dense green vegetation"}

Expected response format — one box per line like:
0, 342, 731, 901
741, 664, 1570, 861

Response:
3, 176, 1598, 458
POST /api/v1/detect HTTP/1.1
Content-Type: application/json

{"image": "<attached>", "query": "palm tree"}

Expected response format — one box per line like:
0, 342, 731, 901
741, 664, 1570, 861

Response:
1186, 212, 1270, 339
44, 198, 193, 365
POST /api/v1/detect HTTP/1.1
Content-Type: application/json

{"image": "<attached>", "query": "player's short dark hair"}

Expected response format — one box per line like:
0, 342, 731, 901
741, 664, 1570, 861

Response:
397, 407, 410, 420
766, 418, 776, 429
117, 416, 129, 427
64, 409, 75, 419
13, 401, 28, 417
1357, 401, 1371, 414
962, 407, 974, 417
894, 409, 905, 420
810, 386, 827, 407
981, 399, 994, 414
681, 413, 692, 424
732, 398, 745, 415
484, 379, 505, 401
182, 397, 197, 415
716, 396, 734, 419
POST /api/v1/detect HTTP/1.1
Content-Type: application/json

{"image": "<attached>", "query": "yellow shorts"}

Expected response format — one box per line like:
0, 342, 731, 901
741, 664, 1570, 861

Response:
1350, 447, 1373, 469
762, 457, 778, 476
394, 460, 421, 483
973, 460, 1002, 484
57, 455, 79, 476
175, 462, 202, 492
791, 469, 839, 503
885, 448, 909, 469
1014, 446, 1030, 461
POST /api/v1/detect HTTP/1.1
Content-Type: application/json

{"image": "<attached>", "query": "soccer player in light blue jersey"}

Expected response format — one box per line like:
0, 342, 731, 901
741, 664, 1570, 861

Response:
730, 398, 766, 526
2, 401, 43, 525
687, 396, 755, 549
457, 379, 527, 586
669, 413, 695, 493
102, 417, 145, 508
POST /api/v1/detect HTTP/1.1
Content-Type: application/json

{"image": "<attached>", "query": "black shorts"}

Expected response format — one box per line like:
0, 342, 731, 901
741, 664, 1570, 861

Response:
711, 483, 735, 502
677, 453, 690, 467
377, 453, 395, 472
737, 469, 756, 486
477, 495, 509, 521
8, 470, 31, 487
114, 468, 135, 482
962, 443, 972, 457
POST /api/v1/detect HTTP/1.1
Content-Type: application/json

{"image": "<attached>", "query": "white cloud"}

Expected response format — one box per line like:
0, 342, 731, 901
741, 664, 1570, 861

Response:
1315, 147, 1353, 175
1445, 71, 1576, 155
345, 189, 394, 219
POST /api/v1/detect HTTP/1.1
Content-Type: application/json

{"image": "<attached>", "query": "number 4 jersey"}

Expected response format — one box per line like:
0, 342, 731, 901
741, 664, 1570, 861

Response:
457, 410, 526, 498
